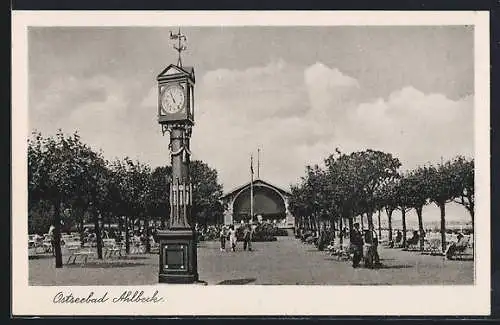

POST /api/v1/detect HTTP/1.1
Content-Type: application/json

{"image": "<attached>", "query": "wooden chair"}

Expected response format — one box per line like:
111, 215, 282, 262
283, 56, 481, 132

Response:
150, 241, 160, 254
110, 243, 124, 258
104, 240, 124, 258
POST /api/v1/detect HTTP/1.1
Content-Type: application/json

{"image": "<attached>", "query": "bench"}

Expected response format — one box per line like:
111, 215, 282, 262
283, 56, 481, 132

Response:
66, 247, 94, 265
104, 242, 123, 258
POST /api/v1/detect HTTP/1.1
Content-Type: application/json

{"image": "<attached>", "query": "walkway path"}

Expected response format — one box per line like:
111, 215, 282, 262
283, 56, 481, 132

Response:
29, 236, 473, 285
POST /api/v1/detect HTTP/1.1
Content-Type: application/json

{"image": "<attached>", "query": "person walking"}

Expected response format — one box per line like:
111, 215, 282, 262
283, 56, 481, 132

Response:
367, 228, 381, 268
243, 222, 255, 251
249, 222, 256, 251
48, 224, 55, 256
229, 225, 237, 252
220, 226, 227, 251
243, 223, 251, 251
350, 222, 364, 268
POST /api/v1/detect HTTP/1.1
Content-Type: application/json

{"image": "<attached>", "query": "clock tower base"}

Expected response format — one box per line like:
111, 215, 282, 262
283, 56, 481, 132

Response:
156, 229, 199, 284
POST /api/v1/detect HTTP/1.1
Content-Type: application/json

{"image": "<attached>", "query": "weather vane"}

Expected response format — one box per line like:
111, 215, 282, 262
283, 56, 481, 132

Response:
170, 28, 187, 68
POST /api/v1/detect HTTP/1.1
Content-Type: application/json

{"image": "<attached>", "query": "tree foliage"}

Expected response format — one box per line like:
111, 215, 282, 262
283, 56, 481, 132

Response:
289, 147, 474, 253
190, 160, 226, 226
28, 131, 225, 266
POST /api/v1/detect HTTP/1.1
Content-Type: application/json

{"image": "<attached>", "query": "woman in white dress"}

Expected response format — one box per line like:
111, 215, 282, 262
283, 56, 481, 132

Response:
229, 225, 237, 252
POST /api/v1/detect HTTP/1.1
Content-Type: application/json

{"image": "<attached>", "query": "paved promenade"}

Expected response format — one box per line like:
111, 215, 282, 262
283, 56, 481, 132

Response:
29, 236, 473, 286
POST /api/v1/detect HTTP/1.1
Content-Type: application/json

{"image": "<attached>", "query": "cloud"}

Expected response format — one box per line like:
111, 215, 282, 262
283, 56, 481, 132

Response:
342, 86, 473, 169
199, 60, 308, 121
304, 62, 360, 118
30, 74, 166, 165
188, 60, 473, 194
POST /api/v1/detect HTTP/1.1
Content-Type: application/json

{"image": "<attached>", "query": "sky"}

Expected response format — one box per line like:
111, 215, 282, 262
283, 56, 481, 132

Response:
28, 26, 474, 223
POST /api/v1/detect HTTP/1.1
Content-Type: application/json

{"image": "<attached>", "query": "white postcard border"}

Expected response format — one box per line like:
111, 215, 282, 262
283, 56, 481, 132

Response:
12, 10, 491, 316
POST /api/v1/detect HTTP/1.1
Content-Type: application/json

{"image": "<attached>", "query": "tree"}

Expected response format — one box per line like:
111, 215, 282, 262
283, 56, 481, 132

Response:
340, 150, 401, 231
126, 159, 151, 252
28, 130, 91, 268
148, 166, 172, 229
28, 199, 53, 235
303, 164, 328, 234
394, 174, 412, 247
190, 160, 225, 227
427, 160, 462, 252
404, 167, 431, 251
289, 184, 309, 231
451, 157, 474, 226
324, 150, 358, 244
64, 135, 110, 259
108, 159, 150, 253
375, 178, 399, 243
109, 159, 132, 253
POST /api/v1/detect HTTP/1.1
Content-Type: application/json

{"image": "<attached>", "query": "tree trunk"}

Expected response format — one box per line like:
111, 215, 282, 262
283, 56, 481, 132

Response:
360, 214, 364, 230
118, 216, 122, 241
468, 200, 474, 231
93, 208, 103, 259
386, 208, 393, 242
348, 217, 353, 236
401, 208, 407, 248
125, 216, 130, 254
53, 200, 63, 268
366, 212, 374, 231
439, 202, 447, 253
79, 216, 85, 248
416, 206, 424, 251
377, 209, 382, 238
339, 216, 343, 245
145, 216, 151, 254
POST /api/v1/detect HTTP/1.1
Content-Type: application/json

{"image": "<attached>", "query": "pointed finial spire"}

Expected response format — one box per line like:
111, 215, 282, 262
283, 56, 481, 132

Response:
170, 28, 187, 67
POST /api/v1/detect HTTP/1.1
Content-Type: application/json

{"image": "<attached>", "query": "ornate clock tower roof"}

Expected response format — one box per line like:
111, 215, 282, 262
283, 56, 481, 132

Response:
157, 64, 195, 82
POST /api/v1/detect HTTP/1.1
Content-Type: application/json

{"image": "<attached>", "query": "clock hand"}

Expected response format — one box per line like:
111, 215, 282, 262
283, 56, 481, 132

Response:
169, 93, 176, 104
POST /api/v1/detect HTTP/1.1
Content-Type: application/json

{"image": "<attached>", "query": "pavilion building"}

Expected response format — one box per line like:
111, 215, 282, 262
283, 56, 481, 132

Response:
221, 179, 295, 229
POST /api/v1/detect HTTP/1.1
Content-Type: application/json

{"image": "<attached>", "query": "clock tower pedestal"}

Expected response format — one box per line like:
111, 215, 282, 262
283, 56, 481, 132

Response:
156, 122, 199, 284
157, 230, 198, 284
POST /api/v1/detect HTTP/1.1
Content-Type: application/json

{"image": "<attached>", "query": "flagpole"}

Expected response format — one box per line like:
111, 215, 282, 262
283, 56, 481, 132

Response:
250, 154, 254, 223
257, 148, 260, 179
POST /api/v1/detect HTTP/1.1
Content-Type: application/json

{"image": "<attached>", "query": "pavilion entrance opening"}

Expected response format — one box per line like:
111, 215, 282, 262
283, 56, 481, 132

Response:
232, 186, 286, 223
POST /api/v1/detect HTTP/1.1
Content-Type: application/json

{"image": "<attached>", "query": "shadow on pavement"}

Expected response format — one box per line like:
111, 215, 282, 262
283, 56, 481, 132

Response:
217, 278, 256, 285
448, 256, 474, 261
324, 258, 348, 262
115, 255, 151, 260
29, 255, 54, 260
65, 262, 147, 268
376, 264, 414, 269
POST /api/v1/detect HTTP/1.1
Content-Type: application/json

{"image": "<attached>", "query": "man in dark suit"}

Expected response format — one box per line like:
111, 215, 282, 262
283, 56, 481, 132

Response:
350, 223, 364, 268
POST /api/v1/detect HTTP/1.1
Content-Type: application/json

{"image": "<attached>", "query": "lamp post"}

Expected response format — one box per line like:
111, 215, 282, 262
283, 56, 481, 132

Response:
155, 29, 198, 283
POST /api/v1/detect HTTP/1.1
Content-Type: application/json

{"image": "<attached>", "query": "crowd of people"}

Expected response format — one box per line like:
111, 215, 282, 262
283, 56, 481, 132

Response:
297, 222, 472, 269
218, 222, 256, 252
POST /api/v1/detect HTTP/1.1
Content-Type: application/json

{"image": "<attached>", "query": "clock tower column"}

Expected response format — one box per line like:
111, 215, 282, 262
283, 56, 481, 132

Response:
155, 29, 199, 284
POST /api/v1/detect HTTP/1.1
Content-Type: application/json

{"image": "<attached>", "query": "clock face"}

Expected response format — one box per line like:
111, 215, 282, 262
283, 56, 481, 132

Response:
160, 84, 185, 114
